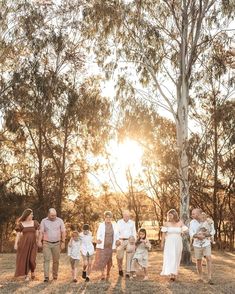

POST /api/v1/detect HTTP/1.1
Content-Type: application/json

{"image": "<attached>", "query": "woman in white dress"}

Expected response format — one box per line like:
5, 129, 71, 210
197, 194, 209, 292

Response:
160, 209, 188, 281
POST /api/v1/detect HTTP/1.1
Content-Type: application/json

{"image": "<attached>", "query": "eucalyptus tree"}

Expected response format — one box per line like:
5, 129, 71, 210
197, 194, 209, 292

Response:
81, 0, 233, 225
0, 0, 111, 217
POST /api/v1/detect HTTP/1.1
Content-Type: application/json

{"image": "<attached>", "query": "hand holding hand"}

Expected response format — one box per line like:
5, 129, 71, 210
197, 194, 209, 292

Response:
37, 241, 43, 248
60, 242, 65, 250
116, 240, 121, 246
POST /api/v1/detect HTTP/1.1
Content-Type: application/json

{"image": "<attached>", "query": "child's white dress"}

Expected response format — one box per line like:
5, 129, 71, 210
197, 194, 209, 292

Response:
132, 239, 151, 269
161, 226, 188, 276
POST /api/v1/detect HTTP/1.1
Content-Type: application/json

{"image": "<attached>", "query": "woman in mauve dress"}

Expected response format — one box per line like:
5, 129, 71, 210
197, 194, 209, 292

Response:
93, 211, 118, 280
14, 208, 39, 281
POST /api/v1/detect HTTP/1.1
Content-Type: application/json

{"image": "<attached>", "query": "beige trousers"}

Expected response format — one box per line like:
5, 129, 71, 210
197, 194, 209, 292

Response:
116, 240, 129, 271
43, 242, 60, 279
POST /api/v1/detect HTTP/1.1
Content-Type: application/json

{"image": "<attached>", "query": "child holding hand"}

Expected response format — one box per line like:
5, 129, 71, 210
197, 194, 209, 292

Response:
68, 231, 81, 282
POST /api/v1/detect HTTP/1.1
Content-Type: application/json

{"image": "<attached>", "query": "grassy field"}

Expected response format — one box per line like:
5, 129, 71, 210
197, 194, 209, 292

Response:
0, 250, 234, 294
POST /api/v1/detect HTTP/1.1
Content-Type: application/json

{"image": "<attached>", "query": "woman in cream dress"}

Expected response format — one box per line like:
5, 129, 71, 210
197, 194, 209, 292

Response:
160, 209, 188, 281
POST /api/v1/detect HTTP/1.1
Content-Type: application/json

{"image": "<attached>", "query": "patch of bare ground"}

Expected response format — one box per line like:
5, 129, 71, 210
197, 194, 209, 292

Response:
0, 251, 234, 294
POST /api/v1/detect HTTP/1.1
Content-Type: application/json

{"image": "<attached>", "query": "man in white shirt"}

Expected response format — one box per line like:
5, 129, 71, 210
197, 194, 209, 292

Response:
116, 210, 137, 278
189, 208, 214, 284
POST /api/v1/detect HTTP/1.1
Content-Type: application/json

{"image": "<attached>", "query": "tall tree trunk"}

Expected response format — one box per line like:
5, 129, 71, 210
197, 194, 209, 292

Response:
56, 117, 69, 216
212, 93, 218, 240
177, 77, 191, 265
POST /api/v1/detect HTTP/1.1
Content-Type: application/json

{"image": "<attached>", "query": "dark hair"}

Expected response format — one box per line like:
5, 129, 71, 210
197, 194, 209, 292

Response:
83, 224, 90, 231
136, 228, 147, 245
19, 208, 33, 222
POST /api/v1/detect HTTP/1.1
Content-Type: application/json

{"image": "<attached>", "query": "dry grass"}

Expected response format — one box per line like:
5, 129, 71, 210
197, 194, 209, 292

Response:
0, 250, 234, 294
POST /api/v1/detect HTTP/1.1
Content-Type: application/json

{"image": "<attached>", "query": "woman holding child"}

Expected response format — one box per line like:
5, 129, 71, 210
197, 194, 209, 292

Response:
93, 211, 118, 280
160, 209, 188, 281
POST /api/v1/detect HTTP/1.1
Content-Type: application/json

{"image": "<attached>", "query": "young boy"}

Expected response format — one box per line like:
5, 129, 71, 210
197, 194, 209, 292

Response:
80, 224, 95, 282
68, 231, 81, 282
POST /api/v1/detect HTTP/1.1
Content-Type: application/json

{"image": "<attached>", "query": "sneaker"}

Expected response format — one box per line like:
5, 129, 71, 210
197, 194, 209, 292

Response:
119, 270, 124, 277
25, 276, 30, 282
132, 273, 136, 278
85, 277, 90, 282
82, 271, 86, 279
44, 277, 49, 282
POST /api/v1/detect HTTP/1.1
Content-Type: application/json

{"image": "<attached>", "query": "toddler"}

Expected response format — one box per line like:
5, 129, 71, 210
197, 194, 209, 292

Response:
126, 236, 136, 279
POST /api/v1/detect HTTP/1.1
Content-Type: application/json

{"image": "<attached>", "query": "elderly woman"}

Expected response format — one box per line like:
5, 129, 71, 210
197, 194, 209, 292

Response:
93, 211, 118, 280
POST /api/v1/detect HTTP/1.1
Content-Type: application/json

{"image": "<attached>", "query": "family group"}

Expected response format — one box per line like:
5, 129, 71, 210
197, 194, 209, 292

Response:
13, 207, 215, 284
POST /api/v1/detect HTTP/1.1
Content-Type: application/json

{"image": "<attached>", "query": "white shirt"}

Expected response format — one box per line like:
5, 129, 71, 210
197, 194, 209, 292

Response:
80, 232, 95, 256
68, 239, 81, 259
189, 219, 211, 248
96, 222, 118, 250
117, 219, 136, 240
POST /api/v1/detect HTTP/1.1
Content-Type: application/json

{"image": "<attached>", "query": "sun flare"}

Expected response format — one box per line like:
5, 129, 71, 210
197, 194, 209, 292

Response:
115, 139, 143, 170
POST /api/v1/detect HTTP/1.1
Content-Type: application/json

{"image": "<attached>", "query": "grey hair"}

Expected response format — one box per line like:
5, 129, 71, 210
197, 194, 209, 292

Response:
48, 208, 57, 214
104, 211, 113, 218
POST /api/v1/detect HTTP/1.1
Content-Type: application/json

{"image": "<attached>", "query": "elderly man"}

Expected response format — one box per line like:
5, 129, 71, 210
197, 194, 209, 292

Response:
189, 208, 214, 285
116, 210, 136, 278
38, 208, 66, 282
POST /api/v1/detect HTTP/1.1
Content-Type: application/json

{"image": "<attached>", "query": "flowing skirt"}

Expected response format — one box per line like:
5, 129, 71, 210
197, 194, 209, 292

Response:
161, 234, 183, 276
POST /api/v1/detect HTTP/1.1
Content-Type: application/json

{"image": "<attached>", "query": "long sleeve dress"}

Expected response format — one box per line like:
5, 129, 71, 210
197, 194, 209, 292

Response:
160, 225, 188, 276
132, 239, 151, 269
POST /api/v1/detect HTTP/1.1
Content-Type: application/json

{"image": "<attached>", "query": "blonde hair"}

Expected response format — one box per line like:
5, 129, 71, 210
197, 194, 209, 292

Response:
71, 230, 79, 237
167, 209, 180, 222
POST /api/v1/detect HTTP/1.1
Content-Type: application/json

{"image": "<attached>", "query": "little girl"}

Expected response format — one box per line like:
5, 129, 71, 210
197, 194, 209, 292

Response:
68, 231, 81, 282
126, 236, 136, 279
80, 224, 95, 282
131, 228, 151, 280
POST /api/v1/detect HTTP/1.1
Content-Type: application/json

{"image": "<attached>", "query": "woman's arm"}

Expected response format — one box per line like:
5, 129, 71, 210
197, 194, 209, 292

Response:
96, 223, 103, 244
14, 232, 21, 250
161, 232, 166, 250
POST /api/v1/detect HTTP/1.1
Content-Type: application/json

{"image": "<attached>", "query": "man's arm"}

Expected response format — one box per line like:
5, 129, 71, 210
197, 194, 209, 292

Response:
132, 221, 137, 239
189, 221, 198, 239
115, 220, 121, 246
38, 220, 44, 247
60, 220, 66, 250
